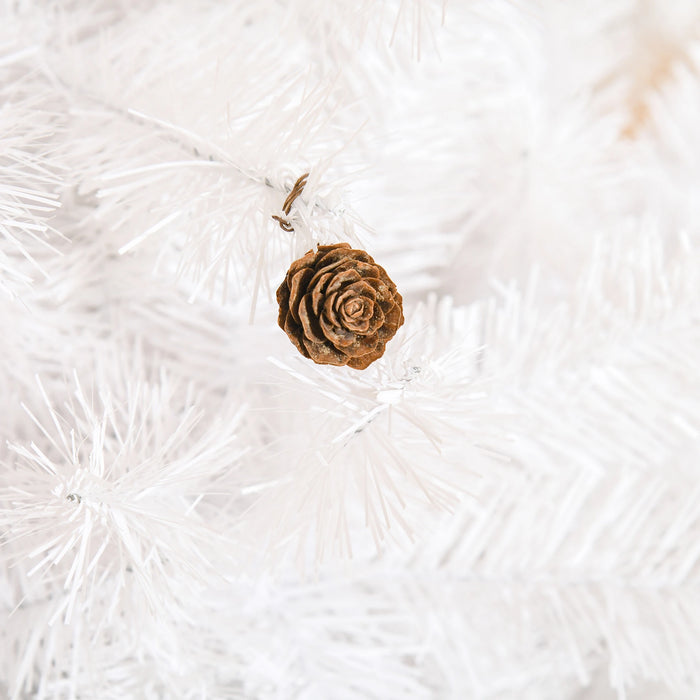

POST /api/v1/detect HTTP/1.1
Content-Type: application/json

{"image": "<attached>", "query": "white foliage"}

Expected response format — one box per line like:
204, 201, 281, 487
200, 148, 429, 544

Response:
0, 52, 64, 296
249, 296, 484, 562
2, 0, 700, 699
1, 359, 245, 697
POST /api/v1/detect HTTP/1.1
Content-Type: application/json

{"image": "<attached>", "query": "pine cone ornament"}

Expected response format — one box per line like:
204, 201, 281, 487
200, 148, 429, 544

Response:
276, 243, 404, 369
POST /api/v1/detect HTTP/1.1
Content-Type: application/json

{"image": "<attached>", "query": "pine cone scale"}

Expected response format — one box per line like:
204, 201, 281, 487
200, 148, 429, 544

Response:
311, 273, 334, 315
283, 313, 310, 358
288, 267, 313, 323
324, 268, 360, 294
299, 294, 326, 344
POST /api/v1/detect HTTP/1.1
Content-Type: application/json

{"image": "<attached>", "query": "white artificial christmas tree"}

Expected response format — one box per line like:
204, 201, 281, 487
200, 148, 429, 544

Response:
2, 1, 700, 698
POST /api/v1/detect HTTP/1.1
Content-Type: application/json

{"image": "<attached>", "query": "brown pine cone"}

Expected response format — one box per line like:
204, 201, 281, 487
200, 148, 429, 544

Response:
276, 243, 404, 369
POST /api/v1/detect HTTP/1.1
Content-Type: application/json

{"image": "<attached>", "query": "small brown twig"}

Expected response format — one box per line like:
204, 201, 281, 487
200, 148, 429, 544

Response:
272, 172, 309, 232
271, 215, 295, 232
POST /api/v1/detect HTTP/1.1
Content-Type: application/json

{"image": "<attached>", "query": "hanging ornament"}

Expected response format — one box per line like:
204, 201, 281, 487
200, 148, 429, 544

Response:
276, 242, 404, 369
272, 173, 404, 369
